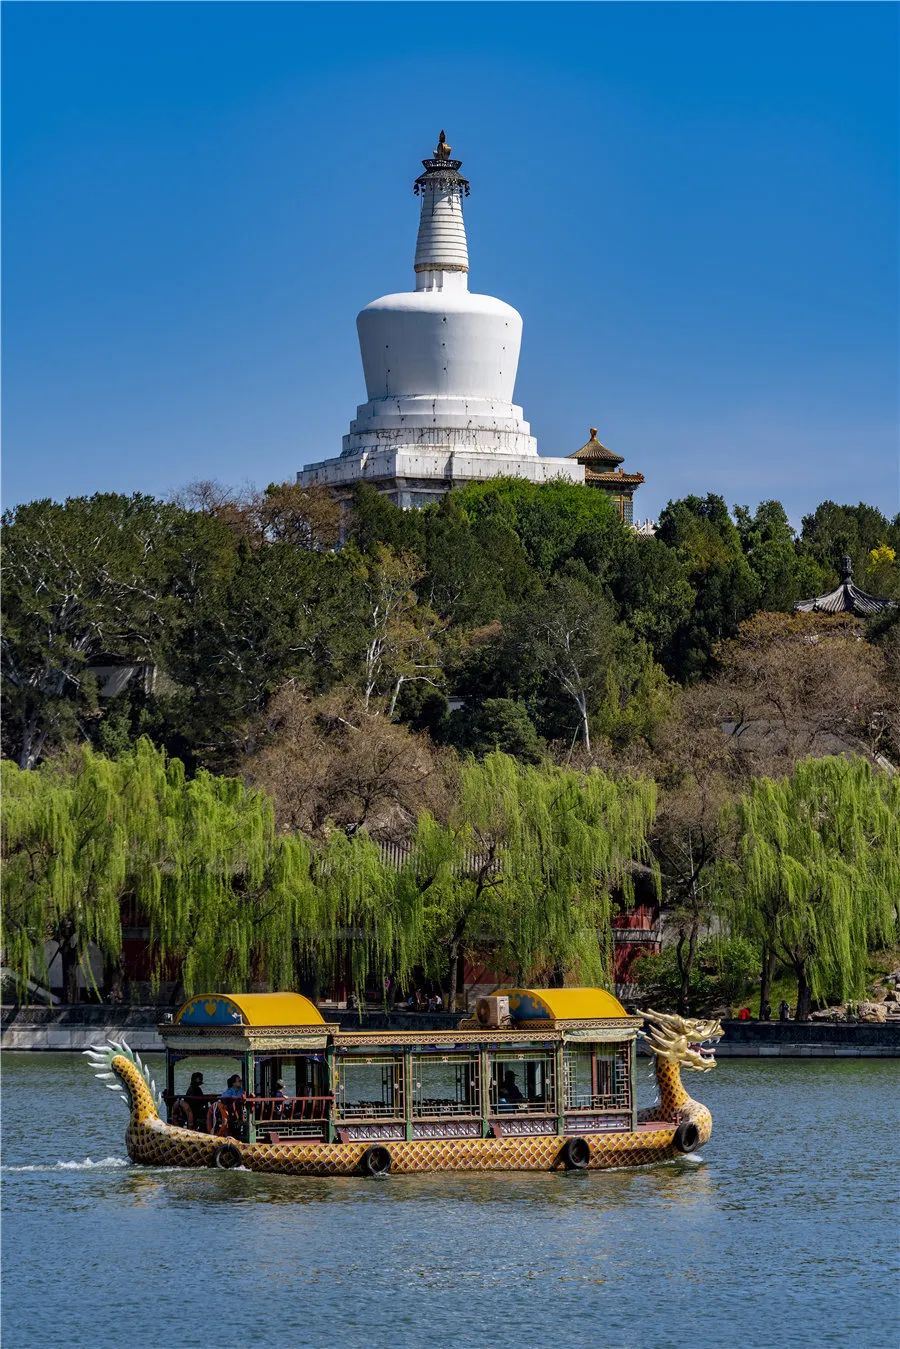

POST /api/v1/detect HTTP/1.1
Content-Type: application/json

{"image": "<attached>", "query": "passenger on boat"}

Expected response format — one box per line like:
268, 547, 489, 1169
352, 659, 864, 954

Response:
185, 1071, 205, 1102
185, 1072, 207, 1129
217, 1074, 246, 1138
500, 1071, 524, 1104
273, 1079, 291, 1119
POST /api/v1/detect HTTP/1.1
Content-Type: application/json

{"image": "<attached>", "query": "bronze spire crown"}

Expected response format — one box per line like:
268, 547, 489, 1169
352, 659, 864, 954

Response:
414, 129, 470, 195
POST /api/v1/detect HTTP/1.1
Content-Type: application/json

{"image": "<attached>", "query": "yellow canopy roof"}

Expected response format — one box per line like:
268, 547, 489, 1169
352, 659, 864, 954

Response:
174, 992, 325, 1028
501, 987, 627, 1023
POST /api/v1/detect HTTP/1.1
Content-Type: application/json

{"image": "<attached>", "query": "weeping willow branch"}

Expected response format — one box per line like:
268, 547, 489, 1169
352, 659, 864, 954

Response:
721, 756, 900, 1013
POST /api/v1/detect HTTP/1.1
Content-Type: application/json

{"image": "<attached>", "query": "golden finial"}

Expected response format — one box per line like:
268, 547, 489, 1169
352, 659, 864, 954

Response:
589, 427, 598, 440
436, 130, 452, 160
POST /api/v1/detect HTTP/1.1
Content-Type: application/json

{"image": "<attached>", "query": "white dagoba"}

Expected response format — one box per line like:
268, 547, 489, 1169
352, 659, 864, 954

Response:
298, 132, 583, 507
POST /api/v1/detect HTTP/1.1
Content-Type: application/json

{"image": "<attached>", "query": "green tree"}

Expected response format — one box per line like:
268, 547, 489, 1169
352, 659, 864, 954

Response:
1, 494, 188, 769
734, 500, 825, 611
511, 570, 626, 753
723, 757, 900, 1020
451, 477, 626, 577
799, 501, 900, 586
403, 752, 656, 1007
166, 541, 364, 766
448, 698, 545, 764
346, 482, 425, 556
634, 937, 756, 1015
656, 494, 760, 680
1, 739, 431, 1004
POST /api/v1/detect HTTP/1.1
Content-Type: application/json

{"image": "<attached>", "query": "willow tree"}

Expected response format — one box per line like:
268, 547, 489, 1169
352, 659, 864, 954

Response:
403, 751, 657, 1007
725, 756, 900, 1020
2, 737, 432, 1004
1, 740, 306, 1000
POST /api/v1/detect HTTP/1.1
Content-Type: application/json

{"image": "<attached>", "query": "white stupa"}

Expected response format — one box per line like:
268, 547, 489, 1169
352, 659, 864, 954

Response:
298, 132, 584, 507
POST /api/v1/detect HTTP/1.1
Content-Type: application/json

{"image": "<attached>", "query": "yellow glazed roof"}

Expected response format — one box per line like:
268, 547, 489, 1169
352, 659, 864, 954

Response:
174, 992, 325, 1028
501, 987, 627, 1022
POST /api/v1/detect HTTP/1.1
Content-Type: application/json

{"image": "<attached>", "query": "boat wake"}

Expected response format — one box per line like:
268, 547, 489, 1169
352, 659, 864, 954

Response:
2, 1156, 129, 1172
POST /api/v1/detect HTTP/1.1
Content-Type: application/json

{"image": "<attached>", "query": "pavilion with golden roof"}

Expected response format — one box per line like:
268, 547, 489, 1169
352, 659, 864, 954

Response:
567, 428, 645, 525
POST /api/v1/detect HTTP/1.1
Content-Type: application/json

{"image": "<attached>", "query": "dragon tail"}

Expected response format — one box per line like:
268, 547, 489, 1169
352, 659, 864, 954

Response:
84, 1040, 162, 1127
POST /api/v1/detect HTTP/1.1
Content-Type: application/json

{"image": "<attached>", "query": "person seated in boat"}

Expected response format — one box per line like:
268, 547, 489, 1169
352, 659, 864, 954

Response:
500, 1070, 524, 1105
273, 1078, 291, 1120
220, 1074, 246, 1129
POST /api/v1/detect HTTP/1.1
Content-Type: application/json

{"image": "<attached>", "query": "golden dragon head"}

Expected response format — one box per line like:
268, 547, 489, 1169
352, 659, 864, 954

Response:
642, 1009, 724, 1072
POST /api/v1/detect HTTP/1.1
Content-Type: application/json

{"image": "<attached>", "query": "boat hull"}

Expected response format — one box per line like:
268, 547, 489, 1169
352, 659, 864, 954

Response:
128, 1110, 711, 1174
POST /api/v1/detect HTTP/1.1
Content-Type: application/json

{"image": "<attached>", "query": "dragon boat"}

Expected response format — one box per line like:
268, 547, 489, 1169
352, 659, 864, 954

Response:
85, 989, 722, 1176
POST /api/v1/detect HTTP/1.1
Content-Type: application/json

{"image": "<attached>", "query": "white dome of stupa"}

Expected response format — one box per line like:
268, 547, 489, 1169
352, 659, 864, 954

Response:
299, 132, 583, 506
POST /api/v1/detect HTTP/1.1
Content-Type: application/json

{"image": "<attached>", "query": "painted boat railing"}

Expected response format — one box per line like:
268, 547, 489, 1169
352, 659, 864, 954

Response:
251, 1095, 333, 1123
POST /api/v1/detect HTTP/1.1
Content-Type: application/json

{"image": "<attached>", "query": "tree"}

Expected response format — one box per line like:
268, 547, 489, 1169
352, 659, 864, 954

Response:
513, 571, 625, 753
1, 494, 187, 769
734, 500, 825, 611
724, 757, 900, 1020
448, 698, 545, 764
634, 937, 756, 1015
647, 691, 740, 1011
656, 494, 760, 680
165, 542, 364, 767
353, 545, 443, 714
346, 482, 424, 556
1, 738, 431, 1004
450, 476, 626, 577
864, 544, 900, 600
713, 611, 894, 771
603, 536, 697, 669
0, 739, 311, 1001
243, 685, 453, 840
250, 481, 341, 551
418, 494, 529, 626
800, 501, 900, 586
402, 752, 657, 1007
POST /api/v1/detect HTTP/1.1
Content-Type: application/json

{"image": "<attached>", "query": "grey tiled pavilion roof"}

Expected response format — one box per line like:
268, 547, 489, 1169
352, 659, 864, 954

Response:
794, 557, 897, 617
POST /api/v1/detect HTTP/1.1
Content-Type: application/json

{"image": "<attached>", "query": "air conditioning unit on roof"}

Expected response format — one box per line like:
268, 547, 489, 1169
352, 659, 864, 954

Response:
476, 995, 510, 1028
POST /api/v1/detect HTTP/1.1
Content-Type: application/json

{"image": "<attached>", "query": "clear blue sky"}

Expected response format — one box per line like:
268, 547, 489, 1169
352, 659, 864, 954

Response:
3, 2, 898, 523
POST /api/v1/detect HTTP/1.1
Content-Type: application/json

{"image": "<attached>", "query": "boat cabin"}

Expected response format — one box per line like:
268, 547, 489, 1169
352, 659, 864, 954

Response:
160, 989, 642, 1145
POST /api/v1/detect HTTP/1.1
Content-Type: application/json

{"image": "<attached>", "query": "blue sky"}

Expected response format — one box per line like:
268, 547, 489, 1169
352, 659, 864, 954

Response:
3, 2, 898, 523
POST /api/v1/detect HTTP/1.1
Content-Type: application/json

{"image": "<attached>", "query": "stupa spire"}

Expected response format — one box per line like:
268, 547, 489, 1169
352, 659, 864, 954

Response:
413, 130, 470, 285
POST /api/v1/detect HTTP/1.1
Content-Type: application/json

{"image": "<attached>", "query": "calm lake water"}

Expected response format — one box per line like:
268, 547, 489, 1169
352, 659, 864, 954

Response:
2, 1053, 897, 1348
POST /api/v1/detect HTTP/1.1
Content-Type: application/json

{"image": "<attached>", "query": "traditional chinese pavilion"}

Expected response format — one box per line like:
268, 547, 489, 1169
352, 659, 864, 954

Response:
794, 556, 896, 617
566, 428, 645, 525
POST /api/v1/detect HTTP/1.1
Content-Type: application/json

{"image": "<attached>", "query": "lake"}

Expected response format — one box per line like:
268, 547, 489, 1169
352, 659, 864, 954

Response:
1, 1053, 896, 1348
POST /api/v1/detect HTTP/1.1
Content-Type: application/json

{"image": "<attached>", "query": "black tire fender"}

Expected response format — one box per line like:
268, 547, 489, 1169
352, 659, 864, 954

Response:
673, 1119, 700, 1154
559, 1136, 591, 1170
361, 1145, 391, 1177
213, 1143, 242, 1170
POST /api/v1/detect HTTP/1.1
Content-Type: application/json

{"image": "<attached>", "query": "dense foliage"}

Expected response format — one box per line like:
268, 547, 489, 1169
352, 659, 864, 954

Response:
2, 479, 898, 1012
1, 739, 655, 1007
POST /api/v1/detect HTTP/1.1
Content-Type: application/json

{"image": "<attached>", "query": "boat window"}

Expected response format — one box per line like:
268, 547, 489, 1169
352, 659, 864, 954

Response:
411, 1053, 479, 1117
563, 1044, 631, 1111
489, 1051, 556, 1114
334, 1055, 404, 1120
